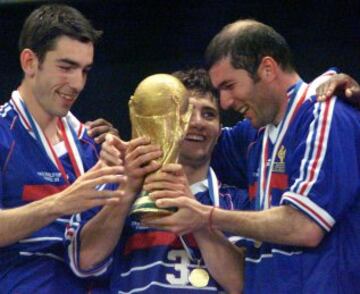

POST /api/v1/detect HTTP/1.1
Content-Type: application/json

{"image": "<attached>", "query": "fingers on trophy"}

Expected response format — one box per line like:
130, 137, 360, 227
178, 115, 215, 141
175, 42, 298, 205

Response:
129, 73, 192, 220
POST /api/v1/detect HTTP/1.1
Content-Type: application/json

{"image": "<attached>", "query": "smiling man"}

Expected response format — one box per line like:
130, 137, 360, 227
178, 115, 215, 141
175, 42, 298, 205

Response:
174, 69, 227, 183
0, 5, 123, 293
149, 20, 360, 293
66, 68, 249, 293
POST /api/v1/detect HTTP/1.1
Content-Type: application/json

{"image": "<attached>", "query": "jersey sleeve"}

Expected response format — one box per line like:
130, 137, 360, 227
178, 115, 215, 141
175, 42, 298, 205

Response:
0, 141, 4, 208
0, 169, 3, 209
281, 98, 360, 232
211, 119, 257, 188
65, 207, 114, 278
0, 121, 13, 208
64, 184, 119, 278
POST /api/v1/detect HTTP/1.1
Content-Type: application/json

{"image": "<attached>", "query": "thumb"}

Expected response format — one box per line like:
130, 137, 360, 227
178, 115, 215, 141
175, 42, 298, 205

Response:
106, 134, 128, 152
155, 198, 180, 209
346, 86, 360, 98
161, 163, 184, 176
89, 160, 103, 172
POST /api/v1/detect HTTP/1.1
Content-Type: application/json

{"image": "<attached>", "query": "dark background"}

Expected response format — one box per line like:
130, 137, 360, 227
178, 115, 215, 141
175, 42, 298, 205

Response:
0, 0, 359, 139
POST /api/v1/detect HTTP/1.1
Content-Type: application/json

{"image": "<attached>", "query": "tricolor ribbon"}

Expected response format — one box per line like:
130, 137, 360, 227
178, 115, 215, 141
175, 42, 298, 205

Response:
257, 80, 308, 210
10, 90, 84, 182
180, 167, 219, 262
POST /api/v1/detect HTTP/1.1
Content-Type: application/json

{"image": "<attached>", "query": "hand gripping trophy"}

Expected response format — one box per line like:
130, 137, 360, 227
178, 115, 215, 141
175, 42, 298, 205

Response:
129, 74, 192, 220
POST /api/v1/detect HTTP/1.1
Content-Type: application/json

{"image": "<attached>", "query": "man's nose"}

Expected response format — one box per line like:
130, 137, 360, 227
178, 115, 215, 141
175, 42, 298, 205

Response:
70, 69, 86, 92
220, 91, 234, 110
189, 110, 204, 127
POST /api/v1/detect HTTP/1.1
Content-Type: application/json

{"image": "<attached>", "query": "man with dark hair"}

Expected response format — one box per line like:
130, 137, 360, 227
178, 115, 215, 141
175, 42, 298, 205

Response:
150, 20, 360, 293
66, 68, 248, 293
18, 4, 102, 64
205, 19, 295, 80
172, 68, 219, 100
0, 4, 123, 293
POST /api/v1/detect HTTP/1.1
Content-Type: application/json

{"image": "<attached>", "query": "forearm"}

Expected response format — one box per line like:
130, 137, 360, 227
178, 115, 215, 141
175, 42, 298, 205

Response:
0, 165, 125, 247
79, 197, 133, 270
211, 205, 324, 247
193, 228, 244, 294
0, 196, 61, 247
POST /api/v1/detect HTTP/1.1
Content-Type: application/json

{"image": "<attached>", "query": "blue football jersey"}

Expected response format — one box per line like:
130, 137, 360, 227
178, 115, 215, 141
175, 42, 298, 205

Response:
213, 70, 360, 293
0, 91, 101, 293
67, 171, 250, 293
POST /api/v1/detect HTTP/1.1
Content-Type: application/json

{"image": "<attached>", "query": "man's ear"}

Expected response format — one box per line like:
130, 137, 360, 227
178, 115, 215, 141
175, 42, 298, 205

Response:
20, 49, 38, 78
257, 56, 278, 83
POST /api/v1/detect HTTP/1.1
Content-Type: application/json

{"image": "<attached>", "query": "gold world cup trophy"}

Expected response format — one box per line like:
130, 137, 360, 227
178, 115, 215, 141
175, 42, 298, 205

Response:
129, 73, 192, 220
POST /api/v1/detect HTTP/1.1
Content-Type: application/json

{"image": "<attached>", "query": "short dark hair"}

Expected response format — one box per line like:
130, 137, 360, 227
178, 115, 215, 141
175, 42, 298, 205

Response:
172, 68, 221, 121
19, 4, 102, 63
205, 19, 295, 80
172, 68, 219, 101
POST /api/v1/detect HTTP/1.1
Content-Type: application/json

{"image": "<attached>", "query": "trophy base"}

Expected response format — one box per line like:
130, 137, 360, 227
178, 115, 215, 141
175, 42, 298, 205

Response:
130, 192, 176, 222
130, 207, 174, 222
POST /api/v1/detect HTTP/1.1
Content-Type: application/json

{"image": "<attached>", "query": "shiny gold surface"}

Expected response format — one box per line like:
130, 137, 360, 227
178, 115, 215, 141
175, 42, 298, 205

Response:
129, 74, 192, 219
130, 74, 189, 116
189, 268, 210, 288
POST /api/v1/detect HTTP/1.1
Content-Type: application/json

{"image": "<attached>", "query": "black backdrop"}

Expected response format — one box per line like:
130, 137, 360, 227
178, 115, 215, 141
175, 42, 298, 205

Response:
0, 0, 359, 139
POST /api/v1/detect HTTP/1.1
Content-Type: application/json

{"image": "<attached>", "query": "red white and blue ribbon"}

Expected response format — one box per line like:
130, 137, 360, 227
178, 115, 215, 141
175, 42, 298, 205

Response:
258, 81, 308, 210
10, 90, 85, 182
180, 167, 219, 262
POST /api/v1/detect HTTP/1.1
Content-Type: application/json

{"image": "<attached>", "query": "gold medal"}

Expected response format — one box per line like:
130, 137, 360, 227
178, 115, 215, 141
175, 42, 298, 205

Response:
189, 268, 210, 288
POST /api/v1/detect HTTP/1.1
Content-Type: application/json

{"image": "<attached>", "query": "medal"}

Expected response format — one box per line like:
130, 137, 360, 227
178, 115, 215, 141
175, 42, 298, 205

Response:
178, 169, 218, 288
189, 267, 210, 288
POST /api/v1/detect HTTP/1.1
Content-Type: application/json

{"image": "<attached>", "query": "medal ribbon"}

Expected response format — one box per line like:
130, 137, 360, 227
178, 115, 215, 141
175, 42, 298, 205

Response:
180, 167, 219, 262
58, 119, 84, 177
206, 168, 219, 206
257, 81, 309, 210
10, 91, 84, 183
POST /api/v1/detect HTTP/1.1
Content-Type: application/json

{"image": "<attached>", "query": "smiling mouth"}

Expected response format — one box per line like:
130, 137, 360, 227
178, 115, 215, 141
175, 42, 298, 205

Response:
57, 91, 76, 101
185, 134, 206, 142
238, 105, 249, 115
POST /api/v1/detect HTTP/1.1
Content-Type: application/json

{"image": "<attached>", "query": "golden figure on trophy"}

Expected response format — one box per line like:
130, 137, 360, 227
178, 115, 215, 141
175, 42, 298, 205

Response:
129, 73, 192, 220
